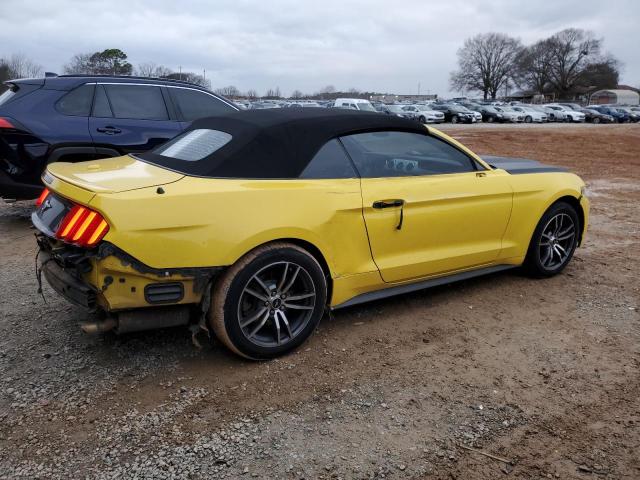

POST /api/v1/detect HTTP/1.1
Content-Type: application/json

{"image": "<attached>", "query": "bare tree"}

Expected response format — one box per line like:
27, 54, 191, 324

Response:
215, 85, 240, 98
1, 54, 43, 79
450, 33, 522, 99
290, 89, 303, 99
163, 72, 210, 89
263, 87, 281, 99
245, 89, 258, 99
515, 39, 554, 94
63, 53, 93, 74
135, 62, 173, 78
546, 29, 602, 98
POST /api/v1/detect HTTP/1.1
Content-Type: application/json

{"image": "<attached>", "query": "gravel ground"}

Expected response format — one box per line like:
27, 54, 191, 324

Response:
1, 124, 639, 479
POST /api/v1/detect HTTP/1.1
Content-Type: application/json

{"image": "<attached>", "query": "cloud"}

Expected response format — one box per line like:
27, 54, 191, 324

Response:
0, 0, 637, 96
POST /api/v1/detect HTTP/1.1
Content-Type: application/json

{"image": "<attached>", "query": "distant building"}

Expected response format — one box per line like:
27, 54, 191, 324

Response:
589, 89, 639, 105
370, 94, 438, 103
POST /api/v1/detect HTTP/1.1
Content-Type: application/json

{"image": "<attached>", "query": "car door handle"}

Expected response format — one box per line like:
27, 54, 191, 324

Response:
372, 199, 404, 209
96, 126, 122, 135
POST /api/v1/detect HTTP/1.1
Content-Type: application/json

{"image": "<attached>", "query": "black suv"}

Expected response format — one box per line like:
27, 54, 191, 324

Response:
0, 74, 237, 199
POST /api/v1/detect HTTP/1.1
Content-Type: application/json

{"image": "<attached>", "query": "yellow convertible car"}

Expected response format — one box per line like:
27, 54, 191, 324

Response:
33, 109, 588, 359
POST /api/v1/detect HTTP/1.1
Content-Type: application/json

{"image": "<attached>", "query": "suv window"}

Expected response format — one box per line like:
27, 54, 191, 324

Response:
169, 88, 233, 121
56, 84, 95, 116
299, 139, 357, 179
104, 84, 169, 120
92, 85, 113, 118
340, 131, 477, 178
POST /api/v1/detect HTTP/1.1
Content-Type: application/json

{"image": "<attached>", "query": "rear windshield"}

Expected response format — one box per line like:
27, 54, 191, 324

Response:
152, 129, 232, 161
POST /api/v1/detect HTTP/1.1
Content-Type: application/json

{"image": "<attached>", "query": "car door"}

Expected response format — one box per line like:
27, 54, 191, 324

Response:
340, 130, 513, 283
89, 83, 182, 154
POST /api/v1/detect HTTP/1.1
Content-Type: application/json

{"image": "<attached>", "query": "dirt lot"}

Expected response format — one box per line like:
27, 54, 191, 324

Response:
1, 124, 639, 479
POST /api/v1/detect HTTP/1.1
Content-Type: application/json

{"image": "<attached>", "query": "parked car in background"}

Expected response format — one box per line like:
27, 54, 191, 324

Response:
473, 105, 504, 123
386, 105, 411, 117
614, 107, 640, 122
494, 106, 524, 123
589, 106, 629, 123
333, 98, 377, 112
399, 104, 445, 123
545, 104, 585, 122
512, 106, 547, 123
430, 104, 476, 123
530, 105, 566, 122
581, 108, 614, 124
0, 74, 237, 200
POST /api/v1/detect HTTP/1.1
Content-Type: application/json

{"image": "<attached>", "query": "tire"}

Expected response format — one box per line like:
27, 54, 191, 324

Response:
523, 201, 580, 278
210, 242, 327, 360
566, 115, 573, 122
487, 116, 494, 123
451, 115, 458, 124
525, 116, 532, 123
418, 115, 426, 124
592, 117, 600, 124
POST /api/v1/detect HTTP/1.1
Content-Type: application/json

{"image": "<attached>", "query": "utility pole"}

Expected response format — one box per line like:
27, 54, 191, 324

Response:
179, 66, 182, 81
418, 81, 421, 96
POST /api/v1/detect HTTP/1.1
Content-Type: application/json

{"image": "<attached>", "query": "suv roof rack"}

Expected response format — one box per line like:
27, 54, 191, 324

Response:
56, 74, 207, 89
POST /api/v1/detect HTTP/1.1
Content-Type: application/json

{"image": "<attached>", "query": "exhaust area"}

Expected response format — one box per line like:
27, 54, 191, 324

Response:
80, 306, 190, 335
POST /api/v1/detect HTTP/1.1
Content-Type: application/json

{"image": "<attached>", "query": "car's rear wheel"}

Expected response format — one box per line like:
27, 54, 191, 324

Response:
487, 116, 494, 123
525, 115, 532, 123
524, 202, 579, 277
210, 242, 327, 359
418, 115, 426, 123
592, 117, 600, 124
451, 115, 458, 124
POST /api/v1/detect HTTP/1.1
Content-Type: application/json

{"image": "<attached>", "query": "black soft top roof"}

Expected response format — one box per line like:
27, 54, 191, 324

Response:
139, 108, 426, 178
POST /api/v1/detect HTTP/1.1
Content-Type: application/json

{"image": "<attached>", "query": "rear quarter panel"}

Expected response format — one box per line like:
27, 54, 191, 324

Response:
88, 176, 378, 279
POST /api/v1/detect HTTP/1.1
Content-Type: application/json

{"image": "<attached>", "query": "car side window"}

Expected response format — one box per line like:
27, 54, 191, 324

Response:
56, 84, 95, 116
169, 88, 234, 121
299, 139, 357, 179
104, 84, 169, 120
340, 131, 478, 178
92, 85, 113, 118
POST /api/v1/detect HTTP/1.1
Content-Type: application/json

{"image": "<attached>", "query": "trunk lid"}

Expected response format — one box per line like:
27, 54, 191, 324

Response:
45, 155, 184, 195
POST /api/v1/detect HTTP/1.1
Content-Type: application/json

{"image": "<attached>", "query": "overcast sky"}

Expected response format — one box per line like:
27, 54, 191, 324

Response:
0, 0, 638, 96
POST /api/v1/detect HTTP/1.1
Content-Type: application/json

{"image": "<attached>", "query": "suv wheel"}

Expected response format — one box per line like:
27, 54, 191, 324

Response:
210, 242, 327, 359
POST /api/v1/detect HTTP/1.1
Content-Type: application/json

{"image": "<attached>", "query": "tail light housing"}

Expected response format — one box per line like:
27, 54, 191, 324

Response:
35, 188, 50, 206
0, 117, 16, 129
55, 204, 110, 248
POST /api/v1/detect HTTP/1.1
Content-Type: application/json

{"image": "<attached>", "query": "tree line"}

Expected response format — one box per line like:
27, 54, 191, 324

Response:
450, 28, 621, 100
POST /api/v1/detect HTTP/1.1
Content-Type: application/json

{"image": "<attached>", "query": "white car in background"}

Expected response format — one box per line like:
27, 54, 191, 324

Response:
494, 106, 524, 123
333, 98, 377, 112
399, 104, 445, 123
512, 106, 548, 123
545, 104, 586, 122
530, 105, 566, 122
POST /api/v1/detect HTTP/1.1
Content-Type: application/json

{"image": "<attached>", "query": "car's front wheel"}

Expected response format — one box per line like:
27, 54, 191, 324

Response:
525, 115, 532, 123
451, 115, 458, 124
210, 242, 327, 359
524, 202, 580, 277
418, 115, 426, 123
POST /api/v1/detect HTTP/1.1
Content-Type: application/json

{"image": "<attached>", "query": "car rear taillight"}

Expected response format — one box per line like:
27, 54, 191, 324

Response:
35, 188, 50, 207
0, 117, 15, 129
55, 204, 110, 248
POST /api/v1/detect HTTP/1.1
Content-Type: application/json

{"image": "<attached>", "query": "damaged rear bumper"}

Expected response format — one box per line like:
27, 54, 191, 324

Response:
39, 250, 97, 309
36, 234, 223, 313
